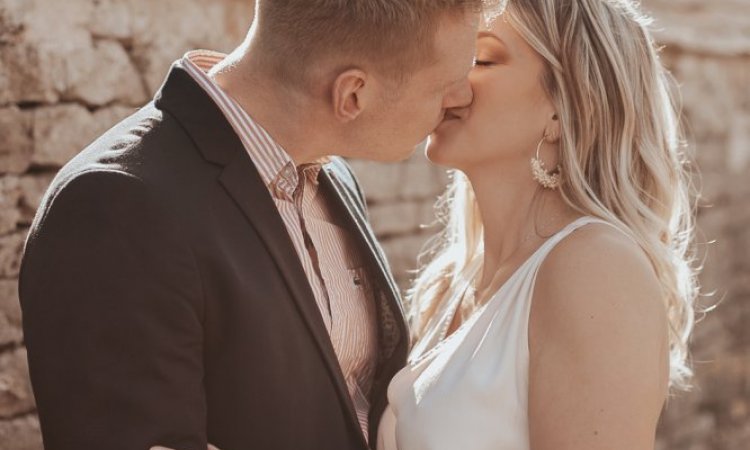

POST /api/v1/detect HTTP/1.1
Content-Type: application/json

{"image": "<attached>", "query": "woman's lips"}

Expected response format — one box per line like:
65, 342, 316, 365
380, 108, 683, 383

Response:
434, 109, 465, 132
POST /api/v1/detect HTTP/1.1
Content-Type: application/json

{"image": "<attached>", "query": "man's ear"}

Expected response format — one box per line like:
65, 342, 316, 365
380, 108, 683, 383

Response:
331, 68, 368, 122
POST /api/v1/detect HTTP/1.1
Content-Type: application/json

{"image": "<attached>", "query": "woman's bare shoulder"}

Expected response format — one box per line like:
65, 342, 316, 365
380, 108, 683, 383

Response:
531, 221, 668, 367
536, 221, 663, 316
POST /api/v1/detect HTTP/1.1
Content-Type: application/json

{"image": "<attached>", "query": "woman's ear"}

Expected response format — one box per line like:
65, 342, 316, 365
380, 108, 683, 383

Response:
331, 68, 368, 123
544, 112, 561, 143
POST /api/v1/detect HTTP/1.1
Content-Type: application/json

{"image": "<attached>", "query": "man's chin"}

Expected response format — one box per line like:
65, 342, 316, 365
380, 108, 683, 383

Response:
386, 140, 427, 162
347, 139, 426, 163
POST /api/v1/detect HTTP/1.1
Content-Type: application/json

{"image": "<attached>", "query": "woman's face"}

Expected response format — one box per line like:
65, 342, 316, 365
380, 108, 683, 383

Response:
426, 15, 557, 174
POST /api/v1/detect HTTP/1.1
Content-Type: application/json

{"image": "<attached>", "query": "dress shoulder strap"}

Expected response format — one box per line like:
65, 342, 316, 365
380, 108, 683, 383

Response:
525, 216, 626, 269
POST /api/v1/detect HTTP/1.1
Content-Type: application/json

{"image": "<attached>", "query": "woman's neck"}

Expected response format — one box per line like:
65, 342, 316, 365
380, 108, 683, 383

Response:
465, 161, 577, 292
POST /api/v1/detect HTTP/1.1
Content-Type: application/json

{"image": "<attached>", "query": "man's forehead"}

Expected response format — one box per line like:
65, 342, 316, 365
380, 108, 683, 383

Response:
408, 11, 477, 88
434, 13, 478, 57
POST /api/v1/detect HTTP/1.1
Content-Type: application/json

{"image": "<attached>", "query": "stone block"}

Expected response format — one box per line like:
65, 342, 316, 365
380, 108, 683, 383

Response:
0, 68, 8, 108
0, 281, 20, 329
91, 105, 137, 135
18, 174, 55, 226
129, 41, 188, 98
0, 348, 35, 418
347, 160, 404, 204
370, 202, 419, 238
380, 233, 433, 288
370, 201, 435, 237
0, 0, 25, 36
128, 0, 254, 95
31, 104, 93, 168
0, 414, 43, 450
727, 113, 750, 174
0, 231, 25, 278
695, 218, 730, 275
693, 159, 732, 206
31, 103, 136, 169
667, 413, 717, 449
401, 157, 449, 201
0, 0, 150, 107
0, 0, 55, 104
348, 152, 448, 205
63, 39, 148, 107
673, 54, 737, 142
0, 107, 33, 174
10, 0, 92, 43
0, 176, 21, 235
0, 42, 61, 106
0, 0, 95, 106
88, 0, 135, 41
690, 312, 731, 364
645, 0, 750, 56
0, 280, 22, 347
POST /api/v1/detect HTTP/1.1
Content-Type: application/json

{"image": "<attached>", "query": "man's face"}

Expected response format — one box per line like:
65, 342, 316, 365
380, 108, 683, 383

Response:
350, 10, 480, 162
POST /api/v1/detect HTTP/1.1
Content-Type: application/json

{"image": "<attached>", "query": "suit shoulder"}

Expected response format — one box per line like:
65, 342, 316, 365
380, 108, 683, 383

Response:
49, 103, 200, 202
33, 170, 149, 230
54, 104, 158, 176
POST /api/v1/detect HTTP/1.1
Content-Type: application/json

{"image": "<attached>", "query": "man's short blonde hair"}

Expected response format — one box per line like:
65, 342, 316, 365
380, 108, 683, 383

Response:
255, 0, 489, 87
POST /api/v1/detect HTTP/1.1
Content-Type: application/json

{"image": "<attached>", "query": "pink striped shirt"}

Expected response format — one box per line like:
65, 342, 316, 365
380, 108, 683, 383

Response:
183, 50, 378, 441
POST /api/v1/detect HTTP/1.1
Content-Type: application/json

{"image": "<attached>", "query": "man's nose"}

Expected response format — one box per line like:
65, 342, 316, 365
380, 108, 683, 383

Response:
444, 78, 473, 109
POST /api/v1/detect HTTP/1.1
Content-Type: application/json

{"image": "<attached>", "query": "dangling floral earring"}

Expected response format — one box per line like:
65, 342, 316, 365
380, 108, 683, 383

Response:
530, 133, 562, 189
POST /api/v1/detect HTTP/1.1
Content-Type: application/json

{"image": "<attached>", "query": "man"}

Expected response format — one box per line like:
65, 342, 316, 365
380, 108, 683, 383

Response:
19, 1, 485, 449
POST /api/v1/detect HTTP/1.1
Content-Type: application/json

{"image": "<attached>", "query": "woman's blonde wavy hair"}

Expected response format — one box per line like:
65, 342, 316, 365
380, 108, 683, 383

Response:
409, 0, 698, 390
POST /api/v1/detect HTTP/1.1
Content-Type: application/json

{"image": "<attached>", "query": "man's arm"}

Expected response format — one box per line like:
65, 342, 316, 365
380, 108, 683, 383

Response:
20, 171, 207, 450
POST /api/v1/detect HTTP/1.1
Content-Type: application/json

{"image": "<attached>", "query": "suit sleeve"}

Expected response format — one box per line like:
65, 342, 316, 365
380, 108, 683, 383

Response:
19, 171, 207, 450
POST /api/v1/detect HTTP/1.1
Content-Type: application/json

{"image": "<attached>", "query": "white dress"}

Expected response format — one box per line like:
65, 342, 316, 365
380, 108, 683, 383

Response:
377, 217, 610, 450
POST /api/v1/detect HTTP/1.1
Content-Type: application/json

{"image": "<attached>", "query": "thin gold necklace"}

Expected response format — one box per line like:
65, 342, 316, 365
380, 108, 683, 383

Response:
455, 211, 565, 326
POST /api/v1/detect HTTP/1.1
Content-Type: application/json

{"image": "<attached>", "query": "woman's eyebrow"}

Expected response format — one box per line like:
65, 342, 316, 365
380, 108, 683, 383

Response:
477, 31, 506, 47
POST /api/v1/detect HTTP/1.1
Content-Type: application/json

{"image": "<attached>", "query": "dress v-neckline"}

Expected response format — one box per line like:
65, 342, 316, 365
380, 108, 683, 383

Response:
412, 216, 593, 364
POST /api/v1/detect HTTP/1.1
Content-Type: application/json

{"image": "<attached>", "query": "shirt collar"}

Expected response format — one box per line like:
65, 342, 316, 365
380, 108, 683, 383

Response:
181, 50, 331, 198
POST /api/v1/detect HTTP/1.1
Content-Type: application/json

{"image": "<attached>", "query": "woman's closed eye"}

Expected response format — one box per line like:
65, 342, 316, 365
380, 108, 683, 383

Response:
473, 59, 494, 67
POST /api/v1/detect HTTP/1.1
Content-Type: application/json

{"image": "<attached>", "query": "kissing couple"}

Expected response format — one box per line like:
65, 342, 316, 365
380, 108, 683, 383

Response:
19, 0, 697, 449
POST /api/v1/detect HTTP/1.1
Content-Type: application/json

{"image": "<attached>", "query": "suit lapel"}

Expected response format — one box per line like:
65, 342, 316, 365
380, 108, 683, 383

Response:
319, 166, 411, 449
155, 63, 365, 445
319, 167, 408, 345
218, 155, 366, 440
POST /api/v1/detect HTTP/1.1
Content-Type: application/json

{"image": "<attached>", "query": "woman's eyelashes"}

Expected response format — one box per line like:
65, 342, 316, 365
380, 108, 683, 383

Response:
473, 52, 505, 67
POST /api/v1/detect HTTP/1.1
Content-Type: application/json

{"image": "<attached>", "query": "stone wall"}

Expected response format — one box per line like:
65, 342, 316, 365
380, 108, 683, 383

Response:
0, 1, 257, 447
643, 1, 750, 449
0, 0, 748, 449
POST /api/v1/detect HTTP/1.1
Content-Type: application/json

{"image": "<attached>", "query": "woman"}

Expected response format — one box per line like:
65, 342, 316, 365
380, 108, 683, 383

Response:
377, 0, 697, 449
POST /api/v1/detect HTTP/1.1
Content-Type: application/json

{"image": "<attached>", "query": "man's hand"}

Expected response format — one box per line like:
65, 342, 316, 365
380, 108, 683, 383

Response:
151, 445, 220, 450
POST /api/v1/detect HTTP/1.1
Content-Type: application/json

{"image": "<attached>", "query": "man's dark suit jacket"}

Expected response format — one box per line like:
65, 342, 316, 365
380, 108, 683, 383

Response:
19, 61, 409, 450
